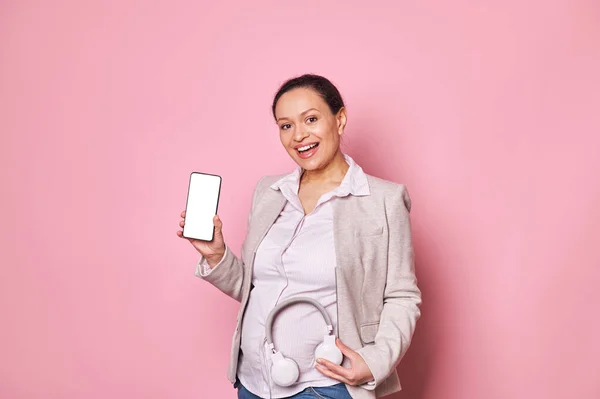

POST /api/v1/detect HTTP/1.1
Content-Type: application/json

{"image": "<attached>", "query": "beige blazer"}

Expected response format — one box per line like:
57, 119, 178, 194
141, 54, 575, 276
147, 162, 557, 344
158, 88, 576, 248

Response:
198, 173, 422, 399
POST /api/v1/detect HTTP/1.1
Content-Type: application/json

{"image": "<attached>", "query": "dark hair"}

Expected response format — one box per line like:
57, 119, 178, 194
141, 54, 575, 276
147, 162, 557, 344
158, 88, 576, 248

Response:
272, 74, 345, 120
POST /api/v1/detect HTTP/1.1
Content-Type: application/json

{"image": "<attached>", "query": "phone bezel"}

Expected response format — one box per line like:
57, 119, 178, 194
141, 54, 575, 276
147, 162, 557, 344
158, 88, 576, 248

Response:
182, 171, 222, 241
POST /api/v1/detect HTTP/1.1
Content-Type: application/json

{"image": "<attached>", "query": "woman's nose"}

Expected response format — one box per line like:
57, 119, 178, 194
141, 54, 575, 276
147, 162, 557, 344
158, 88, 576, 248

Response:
293, 127, 309, 141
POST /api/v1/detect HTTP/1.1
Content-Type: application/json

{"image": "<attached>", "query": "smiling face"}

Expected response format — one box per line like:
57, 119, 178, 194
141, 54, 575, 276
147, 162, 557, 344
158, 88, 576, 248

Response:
274, 87, 347, 171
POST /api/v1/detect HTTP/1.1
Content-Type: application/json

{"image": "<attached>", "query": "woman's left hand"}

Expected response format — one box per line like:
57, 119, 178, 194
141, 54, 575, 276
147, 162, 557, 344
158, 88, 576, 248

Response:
314, 338, 375, 386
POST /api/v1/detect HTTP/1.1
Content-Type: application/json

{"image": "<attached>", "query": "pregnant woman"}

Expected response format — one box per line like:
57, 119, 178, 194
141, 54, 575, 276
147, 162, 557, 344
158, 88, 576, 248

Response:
178, 74, 421, 399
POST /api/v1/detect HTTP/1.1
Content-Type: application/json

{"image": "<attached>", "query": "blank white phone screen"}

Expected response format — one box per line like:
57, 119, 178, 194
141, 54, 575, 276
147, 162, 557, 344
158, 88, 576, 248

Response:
183, 173, 222, 241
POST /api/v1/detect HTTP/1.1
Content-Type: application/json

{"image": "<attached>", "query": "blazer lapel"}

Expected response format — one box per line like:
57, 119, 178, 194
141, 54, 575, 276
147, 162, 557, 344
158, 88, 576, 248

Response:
242, 188, 287, 288
249, 188, 287, 256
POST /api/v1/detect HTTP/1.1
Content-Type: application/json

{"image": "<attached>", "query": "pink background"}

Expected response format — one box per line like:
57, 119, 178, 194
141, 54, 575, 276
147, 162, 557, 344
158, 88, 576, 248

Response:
1, 1, 599, 398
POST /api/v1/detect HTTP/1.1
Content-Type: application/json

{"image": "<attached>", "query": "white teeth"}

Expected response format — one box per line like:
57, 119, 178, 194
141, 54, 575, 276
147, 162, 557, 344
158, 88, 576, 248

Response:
298, 143, 317, 152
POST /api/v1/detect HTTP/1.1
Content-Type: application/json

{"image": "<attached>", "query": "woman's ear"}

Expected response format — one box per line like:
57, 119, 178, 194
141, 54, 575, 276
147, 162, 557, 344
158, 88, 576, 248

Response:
336, 107, 347, 136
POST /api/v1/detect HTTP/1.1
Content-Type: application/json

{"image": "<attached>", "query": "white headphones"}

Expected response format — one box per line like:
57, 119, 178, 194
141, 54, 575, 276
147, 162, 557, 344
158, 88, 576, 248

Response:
265, 297, 344, 387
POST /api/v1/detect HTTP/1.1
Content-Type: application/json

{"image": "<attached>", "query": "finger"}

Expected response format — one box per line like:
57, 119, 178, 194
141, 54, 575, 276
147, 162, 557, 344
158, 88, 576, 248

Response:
335, 338, 357, 358
177, 230, 193, 242
179, 220, 185, 227
181, 210, 186, 218
316, 358, 352, 379
213, 215, 223, 237
315, 364, 352, 385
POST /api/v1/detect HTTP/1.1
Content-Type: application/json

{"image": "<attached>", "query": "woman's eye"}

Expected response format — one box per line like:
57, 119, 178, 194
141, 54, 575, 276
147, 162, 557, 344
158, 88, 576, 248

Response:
280, 124, 291, 130
307, 117, 317, 123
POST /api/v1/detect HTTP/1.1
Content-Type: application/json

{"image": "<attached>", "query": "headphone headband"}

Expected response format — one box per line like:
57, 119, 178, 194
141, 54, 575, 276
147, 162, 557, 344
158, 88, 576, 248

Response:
265, 297, 334, 349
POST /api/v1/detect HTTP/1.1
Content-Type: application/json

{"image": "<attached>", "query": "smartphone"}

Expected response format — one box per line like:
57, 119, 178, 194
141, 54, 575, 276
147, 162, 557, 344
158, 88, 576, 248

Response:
182, 172, 222, 241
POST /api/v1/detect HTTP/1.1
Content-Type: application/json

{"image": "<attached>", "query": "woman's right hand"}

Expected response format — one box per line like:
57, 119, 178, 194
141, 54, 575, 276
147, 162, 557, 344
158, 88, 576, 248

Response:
177, 210, 226, 268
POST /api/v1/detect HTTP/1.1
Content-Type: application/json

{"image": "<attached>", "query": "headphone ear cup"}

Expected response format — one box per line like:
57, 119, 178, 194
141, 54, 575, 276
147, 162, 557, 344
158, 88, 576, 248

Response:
315, 336, 343, 365
270, 352, 300, 387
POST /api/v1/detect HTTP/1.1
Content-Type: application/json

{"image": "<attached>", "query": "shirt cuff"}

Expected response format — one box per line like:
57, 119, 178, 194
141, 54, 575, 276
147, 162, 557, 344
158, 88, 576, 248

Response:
195, 245, 228, 277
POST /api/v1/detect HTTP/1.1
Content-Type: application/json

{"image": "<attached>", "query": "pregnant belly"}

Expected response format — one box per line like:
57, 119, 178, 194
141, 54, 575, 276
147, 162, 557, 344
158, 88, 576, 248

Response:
240, 293, 338, 374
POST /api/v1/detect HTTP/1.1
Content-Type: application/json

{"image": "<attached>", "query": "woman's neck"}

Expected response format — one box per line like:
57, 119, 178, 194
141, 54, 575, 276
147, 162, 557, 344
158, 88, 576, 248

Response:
300, 151, 349, 185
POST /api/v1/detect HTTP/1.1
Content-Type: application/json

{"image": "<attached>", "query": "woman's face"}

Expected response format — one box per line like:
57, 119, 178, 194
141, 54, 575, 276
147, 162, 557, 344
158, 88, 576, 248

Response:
274, 87, 346, 171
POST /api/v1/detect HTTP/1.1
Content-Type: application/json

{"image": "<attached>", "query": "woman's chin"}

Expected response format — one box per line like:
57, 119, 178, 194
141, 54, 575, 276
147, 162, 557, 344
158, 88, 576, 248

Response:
294, 157, 322, 170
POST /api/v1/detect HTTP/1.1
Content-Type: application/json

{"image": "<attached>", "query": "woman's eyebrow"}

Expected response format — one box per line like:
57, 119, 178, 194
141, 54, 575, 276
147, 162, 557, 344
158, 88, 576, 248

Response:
277, 108, 320, 122
301, 108, 320, 116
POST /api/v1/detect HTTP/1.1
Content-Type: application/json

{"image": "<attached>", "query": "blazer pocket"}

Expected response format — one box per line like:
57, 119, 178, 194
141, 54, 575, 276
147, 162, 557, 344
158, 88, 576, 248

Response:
360, 322, 380, 344
355, 225, 384, 237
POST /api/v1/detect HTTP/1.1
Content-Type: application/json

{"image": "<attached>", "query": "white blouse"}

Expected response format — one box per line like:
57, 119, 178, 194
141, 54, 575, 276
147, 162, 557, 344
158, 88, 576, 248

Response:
200, 155, 371, 398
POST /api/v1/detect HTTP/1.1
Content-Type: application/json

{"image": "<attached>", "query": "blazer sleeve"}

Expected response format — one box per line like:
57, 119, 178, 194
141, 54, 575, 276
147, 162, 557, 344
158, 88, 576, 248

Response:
193, 176, 265, 302
356, 184, 422, 387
